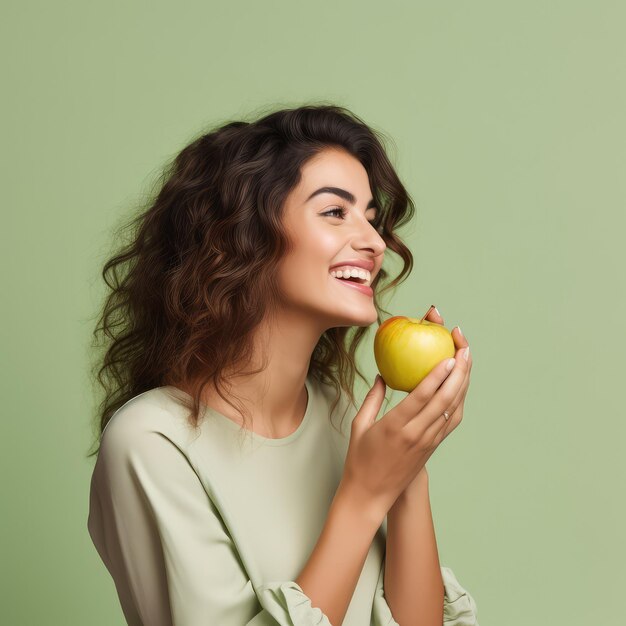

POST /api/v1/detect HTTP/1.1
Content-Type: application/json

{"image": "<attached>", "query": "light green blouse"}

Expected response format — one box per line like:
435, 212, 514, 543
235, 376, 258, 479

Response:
87, 373, 479, 625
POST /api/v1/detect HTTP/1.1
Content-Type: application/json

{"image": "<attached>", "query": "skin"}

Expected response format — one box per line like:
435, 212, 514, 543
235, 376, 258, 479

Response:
408, 305, 472, 490
197, 146, 386, 438
196, 146, 474, 450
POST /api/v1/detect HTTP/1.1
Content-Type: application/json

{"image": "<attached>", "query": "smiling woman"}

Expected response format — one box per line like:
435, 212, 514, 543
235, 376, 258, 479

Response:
87, 104, 415, 453
276, 146, 387, 327
86, 103, 479, 626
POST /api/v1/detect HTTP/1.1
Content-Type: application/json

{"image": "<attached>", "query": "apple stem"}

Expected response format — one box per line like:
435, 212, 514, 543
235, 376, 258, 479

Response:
420, 305, 436, 323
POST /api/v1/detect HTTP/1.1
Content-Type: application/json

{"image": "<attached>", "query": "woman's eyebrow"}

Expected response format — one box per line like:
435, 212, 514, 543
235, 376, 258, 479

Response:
306, 186, 377, 210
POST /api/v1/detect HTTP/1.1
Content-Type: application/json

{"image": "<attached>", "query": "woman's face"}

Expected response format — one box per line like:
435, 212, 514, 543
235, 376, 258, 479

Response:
277, 147, 387, 330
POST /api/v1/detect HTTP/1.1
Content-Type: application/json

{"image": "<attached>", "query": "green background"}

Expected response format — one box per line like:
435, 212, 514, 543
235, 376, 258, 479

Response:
3, 1, 624, 624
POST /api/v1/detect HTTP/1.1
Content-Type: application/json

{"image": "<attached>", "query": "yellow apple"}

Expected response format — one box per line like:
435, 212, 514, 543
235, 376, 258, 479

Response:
374, 315, 456, 392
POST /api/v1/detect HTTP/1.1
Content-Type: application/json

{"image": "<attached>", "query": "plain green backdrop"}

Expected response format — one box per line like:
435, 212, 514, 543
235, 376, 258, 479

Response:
2, 1, 624, 624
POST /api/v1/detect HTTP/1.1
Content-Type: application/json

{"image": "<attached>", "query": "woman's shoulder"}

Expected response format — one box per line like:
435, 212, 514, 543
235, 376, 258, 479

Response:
97, 387, 197, 461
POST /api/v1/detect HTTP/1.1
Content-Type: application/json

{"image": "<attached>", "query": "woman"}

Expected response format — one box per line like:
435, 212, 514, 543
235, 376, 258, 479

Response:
86, 104, 479, 625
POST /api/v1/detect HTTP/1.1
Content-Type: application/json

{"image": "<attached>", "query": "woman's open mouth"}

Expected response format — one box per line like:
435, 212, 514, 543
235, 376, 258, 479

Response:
329, 273, 374, 297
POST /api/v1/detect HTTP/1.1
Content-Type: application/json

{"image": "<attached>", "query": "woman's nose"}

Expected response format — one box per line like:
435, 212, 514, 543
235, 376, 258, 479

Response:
352, 219, 386, 256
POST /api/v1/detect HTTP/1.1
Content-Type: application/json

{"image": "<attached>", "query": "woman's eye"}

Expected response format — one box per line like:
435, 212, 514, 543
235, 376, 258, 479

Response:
324, 207, 346, 218
324, 207, 379, 225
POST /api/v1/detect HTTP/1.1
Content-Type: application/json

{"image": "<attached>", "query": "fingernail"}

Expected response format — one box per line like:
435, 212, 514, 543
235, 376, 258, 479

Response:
463, 346, 470, 361
434, 306, 441, 316
446, 358, 456, 371
457, 325, 464, 337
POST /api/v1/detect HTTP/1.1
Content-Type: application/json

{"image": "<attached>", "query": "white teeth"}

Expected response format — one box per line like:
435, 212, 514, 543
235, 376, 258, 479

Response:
329, 267, 371, 286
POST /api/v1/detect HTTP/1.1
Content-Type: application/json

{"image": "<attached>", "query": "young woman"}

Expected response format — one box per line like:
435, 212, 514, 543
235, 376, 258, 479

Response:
86, 104, 478, 625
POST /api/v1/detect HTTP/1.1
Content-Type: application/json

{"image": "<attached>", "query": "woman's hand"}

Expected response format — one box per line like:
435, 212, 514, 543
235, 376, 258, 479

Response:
401, 305, 473, 498
340, 310, 472, 522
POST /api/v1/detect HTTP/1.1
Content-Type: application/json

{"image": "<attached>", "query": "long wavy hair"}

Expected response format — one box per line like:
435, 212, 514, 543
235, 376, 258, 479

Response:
86, 103, 416, 458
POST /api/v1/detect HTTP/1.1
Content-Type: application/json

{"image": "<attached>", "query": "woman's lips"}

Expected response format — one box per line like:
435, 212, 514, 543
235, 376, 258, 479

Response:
332, 276, 374, 297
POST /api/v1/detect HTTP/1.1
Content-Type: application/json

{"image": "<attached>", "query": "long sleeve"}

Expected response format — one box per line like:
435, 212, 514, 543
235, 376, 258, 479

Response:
371, 555, 480, 626
87, 415, 333, 625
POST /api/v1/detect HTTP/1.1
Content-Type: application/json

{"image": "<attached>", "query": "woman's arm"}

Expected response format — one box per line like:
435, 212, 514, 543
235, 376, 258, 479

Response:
384, 470, 445, 626
295, 478, 386, 626
89, 413, 383, 626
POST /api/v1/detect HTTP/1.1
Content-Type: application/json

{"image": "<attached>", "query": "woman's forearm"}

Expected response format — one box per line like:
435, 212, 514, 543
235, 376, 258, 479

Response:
384, 474, 444, 626
295, 479, 386, 626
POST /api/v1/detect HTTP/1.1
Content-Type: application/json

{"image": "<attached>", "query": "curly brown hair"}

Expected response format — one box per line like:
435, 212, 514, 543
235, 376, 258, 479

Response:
85, 103, 416, 459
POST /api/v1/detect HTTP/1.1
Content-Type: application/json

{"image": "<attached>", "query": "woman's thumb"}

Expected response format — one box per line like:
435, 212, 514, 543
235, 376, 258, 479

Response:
352, 374, 386, 434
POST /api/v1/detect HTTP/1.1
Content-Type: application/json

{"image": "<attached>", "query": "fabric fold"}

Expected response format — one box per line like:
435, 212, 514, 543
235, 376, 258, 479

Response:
371, 563, 480, 626
441, 566, 480, 625
256, 581, 333, 625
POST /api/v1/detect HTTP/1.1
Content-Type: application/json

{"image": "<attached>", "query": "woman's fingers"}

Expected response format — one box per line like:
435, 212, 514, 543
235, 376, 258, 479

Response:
386, 306, 471, 443
437, 356, 472, 440
425, 305, 467, 354
423, 350, 469, 441
425, 305, 444, 325
389, 348, 467, 432
447, 343, 472, 409
402, 346, 470, 444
